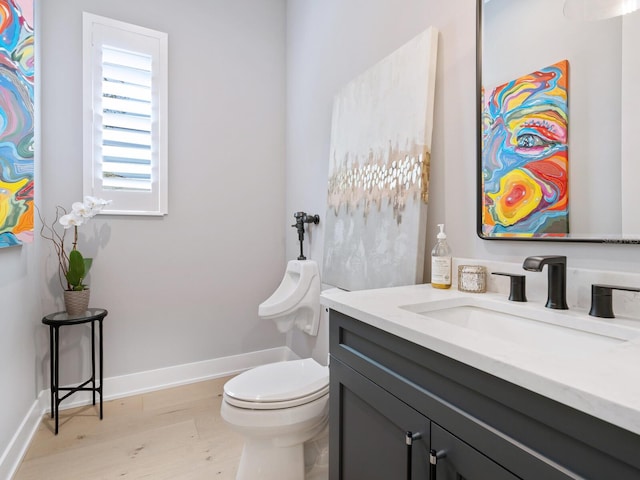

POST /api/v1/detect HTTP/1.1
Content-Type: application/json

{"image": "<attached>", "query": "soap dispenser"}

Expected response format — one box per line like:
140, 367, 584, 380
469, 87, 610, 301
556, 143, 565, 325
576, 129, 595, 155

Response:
431, 224, 452, 289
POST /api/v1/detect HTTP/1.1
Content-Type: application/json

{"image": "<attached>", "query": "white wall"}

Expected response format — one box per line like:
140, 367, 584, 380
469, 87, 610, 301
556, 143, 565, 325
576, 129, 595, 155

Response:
286, 0, 478, 272
285, 0, 640, 333
285, 0, 477, 355
621, 9, 640, 235
0, 3, 43, 462
39, 0, 287, 377
1, 0, 287, 460
0, 247, 42, 462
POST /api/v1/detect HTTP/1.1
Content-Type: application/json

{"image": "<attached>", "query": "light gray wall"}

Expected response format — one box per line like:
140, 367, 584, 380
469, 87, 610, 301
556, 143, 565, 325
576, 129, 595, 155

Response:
285, 0, 477, 269
284, 0, 490, 356
0, 245, 42, 457
39, 0, 287, 377
285, 0, 640, 356
621, 10, 640, 234
0, 3, 42, 459
1, 0, 287, 456
285, 0, 472, 355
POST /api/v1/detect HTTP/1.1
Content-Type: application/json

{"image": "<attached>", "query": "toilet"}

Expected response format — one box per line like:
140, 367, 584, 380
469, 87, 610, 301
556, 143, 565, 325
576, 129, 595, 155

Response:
220, 260, 329, 480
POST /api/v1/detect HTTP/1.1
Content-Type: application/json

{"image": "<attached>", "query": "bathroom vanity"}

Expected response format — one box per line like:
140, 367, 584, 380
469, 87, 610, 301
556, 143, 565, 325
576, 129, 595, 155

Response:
322, 285, 640, 479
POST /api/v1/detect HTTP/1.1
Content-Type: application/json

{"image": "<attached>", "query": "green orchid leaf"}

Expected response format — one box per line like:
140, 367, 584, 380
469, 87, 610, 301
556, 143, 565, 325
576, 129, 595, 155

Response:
66, 249, 86, 289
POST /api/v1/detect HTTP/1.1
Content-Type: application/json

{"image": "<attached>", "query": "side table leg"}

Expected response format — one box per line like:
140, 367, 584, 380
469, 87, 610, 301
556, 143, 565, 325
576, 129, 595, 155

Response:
99, 319, 103, 420
54, 326, 60, 435
49, 325, 54, 419
91, 321, 96, 406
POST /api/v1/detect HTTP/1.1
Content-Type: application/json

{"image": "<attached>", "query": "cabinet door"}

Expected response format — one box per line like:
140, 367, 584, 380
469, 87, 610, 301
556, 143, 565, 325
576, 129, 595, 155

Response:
431, 423, 521, 480
330, 358, 430, 480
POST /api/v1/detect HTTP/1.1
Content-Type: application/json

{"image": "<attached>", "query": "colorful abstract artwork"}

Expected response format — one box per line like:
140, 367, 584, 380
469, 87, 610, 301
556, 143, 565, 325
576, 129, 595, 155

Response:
323, 28, 438, 290
0, 0, 34, 248
482, 60, 569, 237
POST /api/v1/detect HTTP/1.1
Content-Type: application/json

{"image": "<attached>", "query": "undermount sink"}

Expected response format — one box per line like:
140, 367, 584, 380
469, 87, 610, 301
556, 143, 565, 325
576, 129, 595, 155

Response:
400, 299, 640, 357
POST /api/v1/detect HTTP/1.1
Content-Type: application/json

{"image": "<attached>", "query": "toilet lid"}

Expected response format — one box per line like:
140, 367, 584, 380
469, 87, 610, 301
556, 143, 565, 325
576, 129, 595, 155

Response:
224, 359, 329, 407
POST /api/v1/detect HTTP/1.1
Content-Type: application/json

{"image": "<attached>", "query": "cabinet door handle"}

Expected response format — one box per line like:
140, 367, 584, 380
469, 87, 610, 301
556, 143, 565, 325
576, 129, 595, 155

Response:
406, 431, 422, 480
429, 449, 447, 480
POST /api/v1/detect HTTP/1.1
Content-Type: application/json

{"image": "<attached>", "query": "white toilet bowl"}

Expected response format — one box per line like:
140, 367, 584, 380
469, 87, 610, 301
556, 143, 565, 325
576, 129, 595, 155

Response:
221, 358, 329, 480
221, 259, 328, 479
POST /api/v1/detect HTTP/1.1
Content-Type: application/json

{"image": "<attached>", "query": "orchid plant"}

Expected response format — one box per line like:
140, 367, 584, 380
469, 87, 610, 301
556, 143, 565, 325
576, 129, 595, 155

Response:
39, 196, 111, 291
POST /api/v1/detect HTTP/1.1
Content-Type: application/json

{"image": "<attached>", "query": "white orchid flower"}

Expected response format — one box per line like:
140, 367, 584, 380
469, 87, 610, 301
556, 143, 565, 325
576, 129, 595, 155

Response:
71, 201, 92, 218
83, 196, 112, 216
59, 212, 85, 229
84, 196, 111, 208
83, 196, 99, 208
45, 197, 112, 292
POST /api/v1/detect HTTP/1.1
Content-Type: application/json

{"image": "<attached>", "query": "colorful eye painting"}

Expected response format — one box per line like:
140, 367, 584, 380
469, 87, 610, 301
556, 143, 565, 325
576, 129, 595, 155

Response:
482, 60, 568, 237
0, 0, 34, 248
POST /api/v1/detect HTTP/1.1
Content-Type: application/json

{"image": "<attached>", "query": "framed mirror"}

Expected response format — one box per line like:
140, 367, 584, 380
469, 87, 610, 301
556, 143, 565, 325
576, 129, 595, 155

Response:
477, 0, 640, 243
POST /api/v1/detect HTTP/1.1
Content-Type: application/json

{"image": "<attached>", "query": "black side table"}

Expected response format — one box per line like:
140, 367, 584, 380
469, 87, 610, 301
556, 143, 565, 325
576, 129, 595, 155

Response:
42, 308, 108, 434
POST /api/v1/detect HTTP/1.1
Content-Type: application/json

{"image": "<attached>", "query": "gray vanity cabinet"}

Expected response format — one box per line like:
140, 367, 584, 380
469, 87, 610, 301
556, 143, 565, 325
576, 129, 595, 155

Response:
430, 422, 521, 480
332, 357, 430, 479
329, 310, 640, 479
331, 357, 519, 480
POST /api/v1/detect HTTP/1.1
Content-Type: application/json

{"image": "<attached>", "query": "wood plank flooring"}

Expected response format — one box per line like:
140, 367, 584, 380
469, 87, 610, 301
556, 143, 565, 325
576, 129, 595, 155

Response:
13, 376, 243, 480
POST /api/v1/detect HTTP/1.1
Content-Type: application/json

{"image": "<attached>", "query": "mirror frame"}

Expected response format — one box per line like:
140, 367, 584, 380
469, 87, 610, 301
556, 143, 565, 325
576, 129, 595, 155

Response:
475, 0, 640, 244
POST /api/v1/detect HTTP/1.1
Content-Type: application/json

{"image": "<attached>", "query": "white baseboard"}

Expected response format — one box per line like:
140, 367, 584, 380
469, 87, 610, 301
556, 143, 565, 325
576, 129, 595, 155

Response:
48, 345, 298, 410
0, 392, 48, 480
1, 346, 297, 479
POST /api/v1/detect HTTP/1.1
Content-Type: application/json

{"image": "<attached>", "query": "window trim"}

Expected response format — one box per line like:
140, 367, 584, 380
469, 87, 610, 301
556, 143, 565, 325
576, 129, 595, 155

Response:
83, 12, 168, 216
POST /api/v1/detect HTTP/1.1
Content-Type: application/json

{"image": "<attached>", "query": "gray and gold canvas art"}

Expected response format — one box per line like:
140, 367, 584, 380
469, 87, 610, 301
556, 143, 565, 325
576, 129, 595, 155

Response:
323, 27, 439, 291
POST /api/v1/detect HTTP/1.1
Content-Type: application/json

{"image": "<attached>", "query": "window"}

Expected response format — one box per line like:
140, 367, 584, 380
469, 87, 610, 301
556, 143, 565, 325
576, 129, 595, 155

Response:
83, 13, 168, 215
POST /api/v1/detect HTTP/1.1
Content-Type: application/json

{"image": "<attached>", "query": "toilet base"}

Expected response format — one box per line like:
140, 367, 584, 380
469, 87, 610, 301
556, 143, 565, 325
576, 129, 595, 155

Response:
235, 427, 328, 480
237, 440, 304, 480
220, 359, 330, 480
304, 425, 329, 479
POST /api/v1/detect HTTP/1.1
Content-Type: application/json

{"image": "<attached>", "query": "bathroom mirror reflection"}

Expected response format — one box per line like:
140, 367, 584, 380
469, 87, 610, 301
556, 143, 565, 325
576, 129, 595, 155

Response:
477, 0, 640, 243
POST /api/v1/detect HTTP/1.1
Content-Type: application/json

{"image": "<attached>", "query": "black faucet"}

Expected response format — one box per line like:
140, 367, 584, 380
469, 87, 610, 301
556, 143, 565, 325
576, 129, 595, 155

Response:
589, 284, 640, 318
491, 272, 527, 302
522, 255, 568, 310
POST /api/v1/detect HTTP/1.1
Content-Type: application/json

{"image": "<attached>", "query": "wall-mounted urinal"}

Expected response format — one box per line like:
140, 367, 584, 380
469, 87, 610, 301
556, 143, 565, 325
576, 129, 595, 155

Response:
258, 260, 321, 336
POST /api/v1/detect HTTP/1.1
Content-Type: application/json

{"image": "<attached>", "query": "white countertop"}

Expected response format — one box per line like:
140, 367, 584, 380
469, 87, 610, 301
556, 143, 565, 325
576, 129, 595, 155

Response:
321, 284, 640, 436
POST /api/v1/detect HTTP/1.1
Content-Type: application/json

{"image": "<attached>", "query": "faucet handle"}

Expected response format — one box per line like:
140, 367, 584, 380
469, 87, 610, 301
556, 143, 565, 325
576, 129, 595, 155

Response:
492, 272, 527, 302
589, 284, 640, 318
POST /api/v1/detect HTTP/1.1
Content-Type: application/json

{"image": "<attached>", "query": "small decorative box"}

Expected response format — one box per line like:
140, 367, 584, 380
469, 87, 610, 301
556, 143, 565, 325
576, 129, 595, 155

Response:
458, 265, 487, 293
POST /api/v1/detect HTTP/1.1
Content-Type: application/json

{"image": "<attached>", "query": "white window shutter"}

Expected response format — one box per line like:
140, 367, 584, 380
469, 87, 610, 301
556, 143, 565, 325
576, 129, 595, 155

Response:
83, 13, 168, 216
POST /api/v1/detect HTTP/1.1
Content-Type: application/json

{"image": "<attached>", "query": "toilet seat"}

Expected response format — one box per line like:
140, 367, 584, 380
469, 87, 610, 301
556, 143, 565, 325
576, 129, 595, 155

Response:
224, 359, 329, 410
